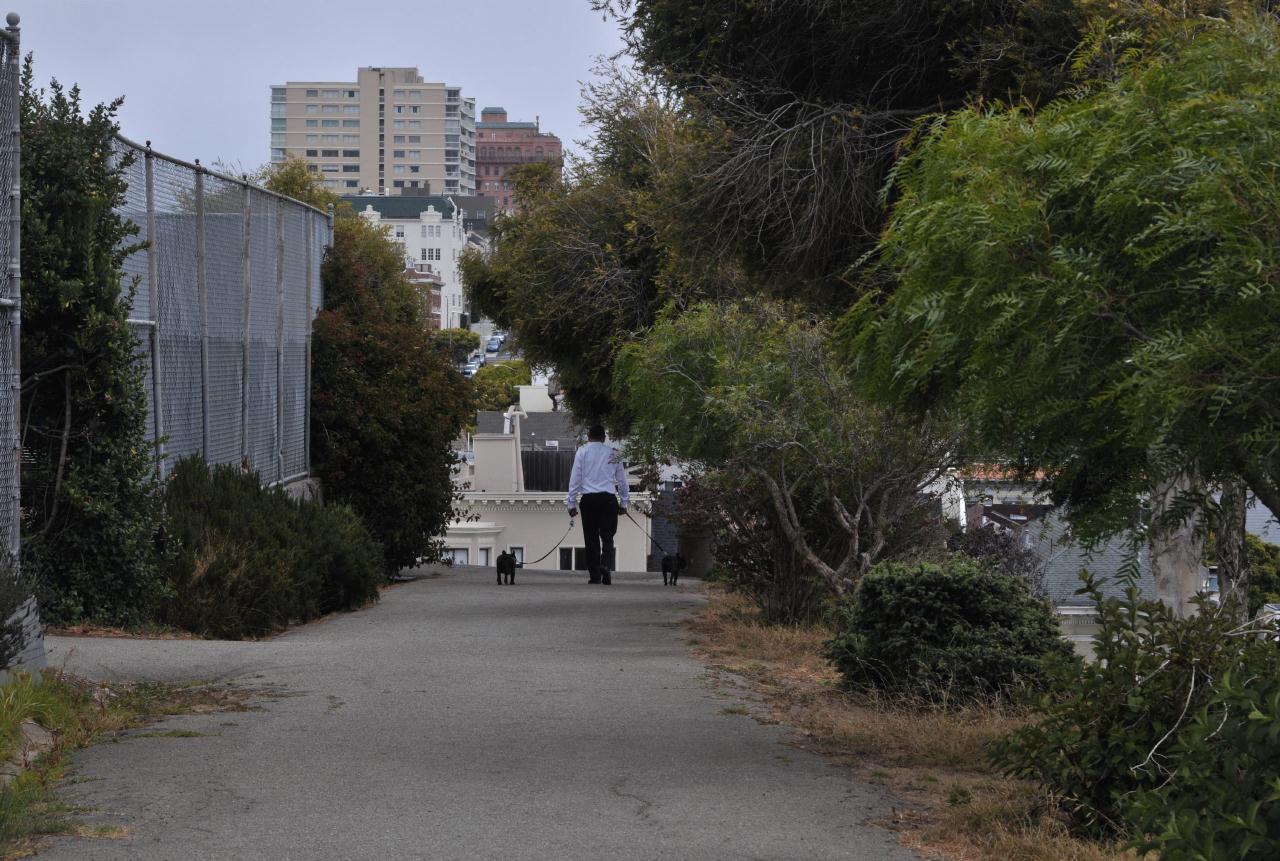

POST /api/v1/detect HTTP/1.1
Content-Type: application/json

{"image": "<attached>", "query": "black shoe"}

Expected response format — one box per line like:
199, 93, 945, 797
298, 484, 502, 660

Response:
602, 572, 612, 585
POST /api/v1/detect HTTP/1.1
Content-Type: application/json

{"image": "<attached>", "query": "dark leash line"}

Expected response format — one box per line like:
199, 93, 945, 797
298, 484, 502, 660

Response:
520, 508, 674, 569
521, 519, 577, 566
625, 508, 675, 558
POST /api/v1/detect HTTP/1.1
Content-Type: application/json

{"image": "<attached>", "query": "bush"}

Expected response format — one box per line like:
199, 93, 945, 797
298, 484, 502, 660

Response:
21, 63, 164, 627
989, 574, 1277, 839
1129, 658, 1280, 860
824, 557, 1069, 702
159, 458, 382, 639
0, 557, 29, 672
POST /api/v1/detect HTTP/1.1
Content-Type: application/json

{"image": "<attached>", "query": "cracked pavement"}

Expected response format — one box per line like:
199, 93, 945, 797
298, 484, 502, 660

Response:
39, 567, 920, 860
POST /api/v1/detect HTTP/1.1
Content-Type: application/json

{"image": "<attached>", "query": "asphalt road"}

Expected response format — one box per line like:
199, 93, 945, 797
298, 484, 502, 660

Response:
39, 567, 919, 861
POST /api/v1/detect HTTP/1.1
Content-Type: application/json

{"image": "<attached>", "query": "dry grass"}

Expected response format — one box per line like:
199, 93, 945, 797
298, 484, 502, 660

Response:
0, 670, 257, 859
688, 585, 1141, 861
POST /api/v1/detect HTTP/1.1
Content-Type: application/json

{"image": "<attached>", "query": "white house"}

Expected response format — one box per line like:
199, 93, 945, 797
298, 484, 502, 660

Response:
345, 194, 492, 329
444, 386, 651, 572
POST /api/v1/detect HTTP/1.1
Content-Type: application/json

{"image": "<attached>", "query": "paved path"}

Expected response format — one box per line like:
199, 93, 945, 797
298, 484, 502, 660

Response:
39, 567, 919, 861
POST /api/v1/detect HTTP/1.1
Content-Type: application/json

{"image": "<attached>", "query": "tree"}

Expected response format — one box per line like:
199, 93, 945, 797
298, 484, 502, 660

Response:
461, 95, 675, 421
428, 327, 480, 366
617, 301, 959, 606
472, 360, 531, 413
263, 167, 472, 574
846, 17, 1280, 567
20, 65, 163, 625
258, 154, 338, 211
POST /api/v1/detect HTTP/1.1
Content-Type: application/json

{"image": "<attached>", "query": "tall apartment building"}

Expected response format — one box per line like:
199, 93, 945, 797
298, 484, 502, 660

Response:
476, 107, 563, 213
270, 67, 476, 196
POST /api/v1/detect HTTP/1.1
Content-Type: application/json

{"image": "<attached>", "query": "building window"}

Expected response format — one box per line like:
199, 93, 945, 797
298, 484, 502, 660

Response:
321, 164, 339, 173
478, 548, 491, 567
305, 89, 318, 97
321, 134, 339, 143
394, 105, 404, 114
393, 149, 405, 158
342, 165, 359, 173
305, 134, 318, 143
321, 89, 339, 98
409, 120, 421, 129
393, 89, 406, 99
305, 149, 318, 157
393, 120, 406, 129
393, 180, 405, 188
322, 104, 339, 113
342, 135, 359, 144
271, 88, 287, 102
321, 148, 338, 157
410, 106, 419, 114
321, 119, 339, 127
393, 165, 407, 174
343, 105, 359, 114
271, 148, 285, 162
345, 180, 359, 187
305, 104, 318, 114
408, 135, 421, 143
305, 120, 318, 128
407, 150, 421, 160
409, 90, 421, 99
342, 149, 359, 158
271, 103, 286, 118
346, 89, 357, 99
342, 119, 359, 128
442, 548, 468, 565
395, 226, 405, 238
409, 165, 420, 174
393, 135, 405, 143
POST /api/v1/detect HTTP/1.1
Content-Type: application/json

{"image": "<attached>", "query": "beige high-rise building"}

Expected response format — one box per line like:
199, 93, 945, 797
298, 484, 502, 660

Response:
270, 67, 476, 196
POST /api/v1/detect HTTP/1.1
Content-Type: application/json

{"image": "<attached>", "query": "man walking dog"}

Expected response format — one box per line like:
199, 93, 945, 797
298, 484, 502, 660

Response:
566, 425, 629, 585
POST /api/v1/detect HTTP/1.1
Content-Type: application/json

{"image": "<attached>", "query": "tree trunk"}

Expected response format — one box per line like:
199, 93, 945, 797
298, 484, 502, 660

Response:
1216, 476, 1249, 612
1149, 472, 1206, 619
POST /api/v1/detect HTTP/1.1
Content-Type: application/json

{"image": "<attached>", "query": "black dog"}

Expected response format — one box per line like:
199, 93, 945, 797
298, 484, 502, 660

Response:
661, 553, 688, 586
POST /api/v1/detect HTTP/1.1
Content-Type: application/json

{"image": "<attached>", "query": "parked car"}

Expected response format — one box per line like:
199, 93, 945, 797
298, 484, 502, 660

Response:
486, 337, 502, 353
462, 361, 480, 378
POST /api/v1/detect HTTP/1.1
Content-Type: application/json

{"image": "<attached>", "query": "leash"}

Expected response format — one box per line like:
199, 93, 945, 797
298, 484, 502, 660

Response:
519, 509, 673, 569
625, 508, 675, 558
522, 519, 576, 566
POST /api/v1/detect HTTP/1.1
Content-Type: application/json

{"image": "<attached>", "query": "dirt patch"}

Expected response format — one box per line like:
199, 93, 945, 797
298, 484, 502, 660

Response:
687, 585, 1141, 861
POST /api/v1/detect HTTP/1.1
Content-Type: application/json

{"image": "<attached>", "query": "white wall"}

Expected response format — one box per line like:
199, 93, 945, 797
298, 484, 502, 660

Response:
445, 493, 652, 573
359, 204, 470, 328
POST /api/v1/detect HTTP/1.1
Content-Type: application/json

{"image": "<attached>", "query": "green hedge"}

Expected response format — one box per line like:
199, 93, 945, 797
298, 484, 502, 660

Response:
825, 557, 1068, 703
159, 458, 383, 639
991, 574, 1280, 846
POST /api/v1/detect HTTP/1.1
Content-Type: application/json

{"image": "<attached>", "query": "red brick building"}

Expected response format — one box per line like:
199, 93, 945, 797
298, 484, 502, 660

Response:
476, 107, 563, 213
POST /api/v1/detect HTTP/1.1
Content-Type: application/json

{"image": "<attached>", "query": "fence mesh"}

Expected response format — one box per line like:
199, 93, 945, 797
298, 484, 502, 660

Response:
111, 137, 329, 483
0, 20, 42, 670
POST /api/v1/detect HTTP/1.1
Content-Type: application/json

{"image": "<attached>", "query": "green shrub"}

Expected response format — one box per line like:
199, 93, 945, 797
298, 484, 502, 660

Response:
21, 63, 164, 627
989, 575, 1275, 838
1127, 654, 1280, 859
824, 557, 1068, 702
159, 458, 382, 638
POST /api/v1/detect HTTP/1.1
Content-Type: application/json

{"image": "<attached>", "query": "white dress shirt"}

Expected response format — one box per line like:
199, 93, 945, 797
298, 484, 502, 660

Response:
566, 441, 629, 508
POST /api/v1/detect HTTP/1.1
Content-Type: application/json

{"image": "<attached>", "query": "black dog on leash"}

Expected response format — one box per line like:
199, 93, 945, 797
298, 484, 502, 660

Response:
661, 553, 687, 586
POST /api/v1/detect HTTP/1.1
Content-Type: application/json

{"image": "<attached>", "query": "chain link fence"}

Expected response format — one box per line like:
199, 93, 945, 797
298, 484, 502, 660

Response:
111, 135, 330, 484
0, 14, 42, 672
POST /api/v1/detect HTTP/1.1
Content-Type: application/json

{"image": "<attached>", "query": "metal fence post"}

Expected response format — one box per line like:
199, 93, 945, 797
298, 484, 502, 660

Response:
275, 203, 285, 484
241, 183, 251, 466
144, 143, 164, 473
195, 163, 209, 460
303, 211, 312, 478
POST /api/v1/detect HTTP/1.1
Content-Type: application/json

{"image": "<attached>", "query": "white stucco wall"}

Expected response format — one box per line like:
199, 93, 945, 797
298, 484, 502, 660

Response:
445, 493, 652, 572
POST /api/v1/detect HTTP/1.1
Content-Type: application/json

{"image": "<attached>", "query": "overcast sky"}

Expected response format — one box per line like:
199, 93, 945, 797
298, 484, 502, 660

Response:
19, 0, 627, 170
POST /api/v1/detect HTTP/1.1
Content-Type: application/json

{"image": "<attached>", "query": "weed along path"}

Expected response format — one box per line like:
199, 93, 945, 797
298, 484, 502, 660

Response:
39, 568, 920, 861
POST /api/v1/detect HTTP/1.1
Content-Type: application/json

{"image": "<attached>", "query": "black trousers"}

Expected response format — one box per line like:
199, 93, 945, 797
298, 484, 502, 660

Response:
579, 492, 619, 579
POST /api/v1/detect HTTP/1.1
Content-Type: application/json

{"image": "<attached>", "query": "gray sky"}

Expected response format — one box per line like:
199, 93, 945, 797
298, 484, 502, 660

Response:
19, 0, 626, 170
